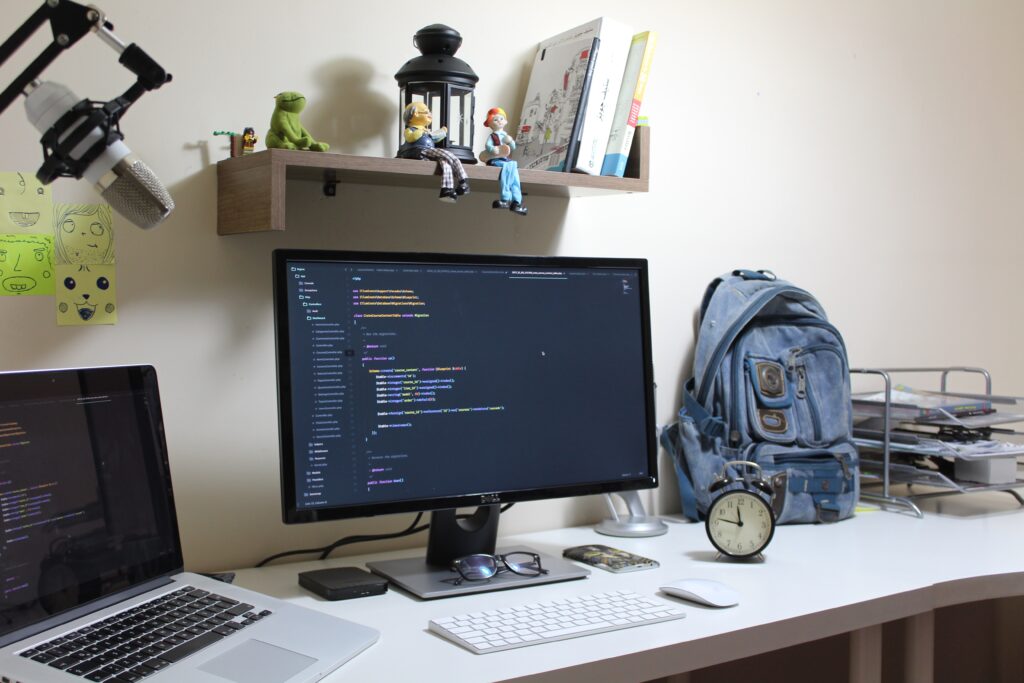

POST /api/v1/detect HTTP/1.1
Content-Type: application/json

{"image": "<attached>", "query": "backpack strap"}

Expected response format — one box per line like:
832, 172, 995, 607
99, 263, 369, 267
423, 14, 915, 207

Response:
698, 278, 723, 324
700, 271, 775, 323
731, 269, 776, 281
659, 423, 699, 521
681, 378, 726, 439
694, 283, 815, 417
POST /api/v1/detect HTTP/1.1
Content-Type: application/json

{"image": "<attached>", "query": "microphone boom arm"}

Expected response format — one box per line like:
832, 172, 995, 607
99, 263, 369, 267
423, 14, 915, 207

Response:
0, 0, 172, 183
0, 0, 100, 115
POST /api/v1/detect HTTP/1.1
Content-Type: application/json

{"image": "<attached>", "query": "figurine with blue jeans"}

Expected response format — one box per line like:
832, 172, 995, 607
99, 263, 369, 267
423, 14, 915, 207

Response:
479, 107, 527, 216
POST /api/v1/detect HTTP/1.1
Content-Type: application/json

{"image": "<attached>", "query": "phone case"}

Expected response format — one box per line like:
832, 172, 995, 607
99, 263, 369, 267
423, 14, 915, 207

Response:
562, 544, 659, 573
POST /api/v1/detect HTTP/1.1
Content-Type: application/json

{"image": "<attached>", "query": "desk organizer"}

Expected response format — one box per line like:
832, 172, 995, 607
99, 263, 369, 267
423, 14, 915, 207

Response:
851, 366, 1024, 517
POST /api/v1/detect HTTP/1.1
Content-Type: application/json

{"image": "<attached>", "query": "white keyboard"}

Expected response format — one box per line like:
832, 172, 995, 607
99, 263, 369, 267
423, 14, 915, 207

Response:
428, 589, 685, 654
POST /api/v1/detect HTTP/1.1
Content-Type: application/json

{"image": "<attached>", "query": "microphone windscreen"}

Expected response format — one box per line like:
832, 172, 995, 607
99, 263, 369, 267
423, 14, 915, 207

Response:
99, 157, 175, 230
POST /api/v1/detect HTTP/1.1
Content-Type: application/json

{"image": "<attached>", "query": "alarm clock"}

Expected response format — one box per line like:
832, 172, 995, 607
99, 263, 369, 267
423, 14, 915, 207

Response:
705, 460, 776, 560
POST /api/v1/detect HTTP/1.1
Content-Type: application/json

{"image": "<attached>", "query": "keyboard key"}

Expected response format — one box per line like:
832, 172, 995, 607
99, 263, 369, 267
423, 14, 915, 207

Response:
143, 658, 170, 671
158, 631, 224, 663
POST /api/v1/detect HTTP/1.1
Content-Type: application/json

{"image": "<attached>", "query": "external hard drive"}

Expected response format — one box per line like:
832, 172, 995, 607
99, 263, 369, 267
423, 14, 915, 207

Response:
298, 567, 389, 601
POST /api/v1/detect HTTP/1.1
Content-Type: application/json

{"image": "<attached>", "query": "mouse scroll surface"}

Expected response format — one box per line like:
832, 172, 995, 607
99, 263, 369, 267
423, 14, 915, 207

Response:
660, 579, 739, 607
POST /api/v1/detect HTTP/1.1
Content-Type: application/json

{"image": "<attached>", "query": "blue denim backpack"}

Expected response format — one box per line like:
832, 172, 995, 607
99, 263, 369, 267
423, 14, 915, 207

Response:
661, 270, 859, 524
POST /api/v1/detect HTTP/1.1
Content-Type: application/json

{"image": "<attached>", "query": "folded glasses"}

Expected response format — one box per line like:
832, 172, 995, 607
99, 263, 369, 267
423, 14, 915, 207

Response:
449, 552, 549, 585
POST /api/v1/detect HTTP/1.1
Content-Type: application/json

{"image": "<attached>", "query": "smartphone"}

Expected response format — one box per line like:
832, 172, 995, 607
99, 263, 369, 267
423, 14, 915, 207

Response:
562, 544, 659, 573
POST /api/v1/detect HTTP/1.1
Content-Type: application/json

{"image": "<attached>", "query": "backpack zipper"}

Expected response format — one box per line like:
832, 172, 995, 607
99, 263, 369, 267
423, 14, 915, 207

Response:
697, 285, 809, 407
751, 444, 853, 480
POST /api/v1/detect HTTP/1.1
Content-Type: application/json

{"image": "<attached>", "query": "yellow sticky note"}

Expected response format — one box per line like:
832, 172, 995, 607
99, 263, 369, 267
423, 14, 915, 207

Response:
0, 234, 54, 295
0, 172, 53, 234
53, 203, 115, 264
56, 264, 117, 325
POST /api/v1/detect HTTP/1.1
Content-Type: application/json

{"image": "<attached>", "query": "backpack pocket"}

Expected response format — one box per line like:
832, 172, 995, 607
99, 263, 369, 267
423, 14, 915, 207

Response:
743, 357, 797, 444
752, 442, 858, 524
787, 344, 852, 446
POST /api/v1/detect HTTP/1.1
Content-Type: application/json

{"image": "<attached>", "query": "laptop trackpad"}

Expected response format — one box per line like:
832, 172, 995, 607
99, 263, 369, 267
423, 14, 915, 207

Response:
199, 639, 317, 683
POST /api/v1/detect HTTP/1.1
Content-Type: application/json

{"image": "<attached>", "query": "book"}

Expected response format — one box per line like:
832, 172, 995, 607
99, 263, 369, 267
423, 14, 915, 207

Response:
852, 385, 994, 422
601, 31, 657, 177
515, 18, 634, 173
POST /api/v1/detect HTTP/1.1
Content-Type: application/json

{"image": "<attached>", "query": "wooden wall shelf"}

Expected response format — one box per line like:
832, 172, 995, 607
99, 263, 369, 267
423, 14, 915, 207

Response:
216, 127, 649, 234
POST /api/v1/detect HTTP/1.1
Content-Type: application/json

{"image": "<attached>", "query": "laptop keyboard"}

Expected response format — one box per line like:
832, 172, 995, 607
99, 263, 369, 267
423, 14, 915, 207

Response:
17, 585, 272, 682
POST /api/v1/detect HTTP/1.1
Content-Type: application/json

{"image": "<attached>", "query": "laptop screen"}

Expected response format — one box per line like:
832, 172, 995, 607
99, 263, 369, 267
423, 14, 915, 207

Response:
0, 365, 183, 641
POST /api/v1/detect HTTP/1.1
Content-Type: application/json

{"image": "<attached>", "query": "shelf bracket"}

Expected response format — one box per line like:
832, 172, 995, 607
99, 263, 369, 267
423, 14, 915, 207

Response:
323, 171, 338, 197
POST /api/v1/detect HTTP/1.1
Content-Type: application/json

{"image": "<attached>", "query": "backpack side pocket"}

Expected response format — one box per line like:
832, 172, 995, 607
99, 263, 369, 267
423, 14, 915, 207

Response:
662, 413, 731, 521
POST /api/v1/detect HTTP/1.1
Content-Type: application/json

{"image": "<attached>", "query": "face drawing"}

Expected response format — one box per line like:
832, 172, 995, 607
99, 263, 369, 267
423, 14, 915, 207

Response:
56, 264, 117, 325
0, 172, 52, 232
54, 204, 114, 264
0, 235, 54, 295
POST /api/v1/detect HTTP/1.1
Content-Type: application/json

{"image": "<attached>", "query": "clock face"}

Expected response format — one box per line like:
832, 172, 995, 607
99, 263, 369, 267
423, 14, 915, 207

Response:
706, 489, 775, 559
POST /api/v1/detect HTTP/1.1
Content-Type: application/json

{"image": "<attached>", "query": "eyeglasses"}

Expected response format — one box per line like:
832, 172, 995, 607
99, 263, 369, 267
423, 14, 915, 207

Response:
449, 552, 549, 585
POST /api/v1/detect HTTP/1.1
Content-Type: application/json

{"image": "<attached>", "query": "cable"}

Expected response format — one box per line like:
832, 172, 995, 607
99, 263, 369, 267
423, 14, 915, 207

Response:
317, 513, 429, 561
253, 503, 516, 568
255, 513, 425, 568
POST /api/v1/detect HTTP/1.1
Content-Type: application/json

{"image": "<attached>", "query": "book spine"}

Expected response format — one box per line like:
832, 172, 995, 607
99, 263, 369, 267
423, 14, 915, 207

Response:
601, 31, 656, 177
918, 402, 993, 419
562, 38, 600, 173
570, 24, 632, 174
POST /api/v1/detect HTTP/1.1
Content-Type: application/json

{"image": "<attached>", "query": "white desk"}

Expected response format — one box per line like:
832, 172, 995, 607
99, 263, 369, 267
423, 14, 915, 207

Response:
232, 495, 1024, 682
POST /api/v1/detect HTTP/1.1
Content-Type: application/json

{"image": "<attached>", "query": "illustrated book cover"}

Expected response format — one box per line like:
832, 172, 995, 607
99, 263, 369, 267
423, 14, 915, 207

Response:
514, 18, 633, 173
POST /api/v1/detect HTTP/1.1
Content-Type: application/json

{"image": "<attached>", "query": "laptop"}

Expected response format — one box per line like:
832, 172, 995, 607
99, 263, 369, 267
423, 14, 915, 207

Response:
0, 365, 379, 683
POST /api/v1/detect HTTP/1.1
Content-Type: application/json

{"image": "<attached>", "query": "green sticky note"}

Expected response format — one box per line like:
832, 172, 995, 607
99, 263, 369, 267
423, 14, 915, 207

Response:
53, 203, 115, 264
0, 172, 53, 234
0, 234, 54, 295
56, 264, 117, 325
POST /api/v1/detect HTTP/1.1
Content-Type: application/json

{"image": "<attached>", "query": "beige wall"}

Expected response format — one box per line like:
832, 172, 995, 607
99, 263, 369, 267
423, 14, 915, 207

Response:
1, 1, 1021, 572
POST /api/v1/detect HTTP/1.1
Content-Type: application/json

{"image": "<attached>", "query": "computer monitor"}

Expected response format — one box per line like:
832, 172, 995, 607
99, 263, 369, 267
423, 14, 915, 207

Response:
273, 249, 659, 597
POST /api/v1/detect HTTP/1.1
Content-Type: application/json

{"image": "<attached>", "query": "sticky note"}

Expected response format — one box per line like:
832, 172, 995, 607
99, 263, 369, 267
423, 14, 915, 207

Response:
0, 234, 54, 295
53, 203, 115, 264
0, 172, 53, 234
56, 264, 117, 325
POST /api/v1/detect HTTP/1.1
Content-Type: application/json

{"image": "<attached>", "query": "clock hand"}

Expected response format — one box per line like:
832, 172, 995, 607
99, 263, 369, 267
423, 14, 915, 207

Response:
717, 517, 740, 525
736, 507, 743, 527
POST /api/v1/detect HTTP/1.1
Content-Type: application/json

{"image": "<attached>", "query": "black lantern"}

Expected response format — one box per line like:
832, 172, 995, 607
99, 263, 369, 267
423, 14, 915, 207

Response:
395, 24, 478, 164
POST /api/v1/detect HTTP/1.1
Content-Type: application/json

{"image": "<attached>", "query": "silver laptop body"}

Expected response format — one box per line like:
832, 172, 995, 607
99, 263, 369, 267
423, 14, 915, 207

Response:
0, 365, 379, 683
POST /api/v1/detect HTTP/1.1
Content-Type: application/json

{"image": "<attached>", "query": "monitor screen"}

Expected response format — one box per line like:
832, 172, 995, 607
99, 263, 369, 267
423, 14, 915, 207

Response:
0, 365, 182, 644
273, 250, 658, 526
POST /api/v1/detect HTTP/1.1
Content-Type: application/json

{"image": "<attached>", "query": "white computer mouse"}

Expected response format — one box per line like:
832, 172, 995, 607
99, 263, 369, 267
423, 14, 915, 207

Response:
660, 578, 739, 607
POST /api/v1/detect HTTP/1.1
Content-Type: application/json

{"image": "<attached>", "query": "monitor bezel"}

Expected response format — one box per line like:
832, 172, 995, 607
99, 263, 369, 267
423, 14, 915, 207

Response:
273, 249, 658, 525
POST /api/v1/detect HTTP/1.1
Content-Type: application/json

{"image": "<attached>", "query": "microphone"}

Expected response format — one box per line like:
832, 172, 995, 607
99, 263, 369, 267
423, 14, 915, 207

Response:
23, 81, 174, 230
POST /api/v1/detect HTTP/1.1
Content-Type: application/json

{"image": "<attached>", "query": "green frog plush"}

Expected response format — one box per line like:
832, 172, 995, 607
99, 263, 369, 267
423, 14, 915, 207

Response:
266, 92, 329, 152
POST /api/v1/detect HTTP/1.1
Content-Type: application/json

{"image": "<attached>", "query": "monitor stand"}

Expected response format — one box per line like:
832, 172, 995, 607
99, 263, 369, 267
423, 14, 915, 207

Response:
595, 490, 668, 537
366, 505, 589, 600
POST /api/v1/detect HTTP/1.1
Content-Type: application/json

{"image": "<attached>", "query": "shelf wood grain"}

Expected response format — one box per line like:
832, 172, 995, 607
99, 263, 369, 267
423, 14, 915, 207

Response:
216, 127, 649, 234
